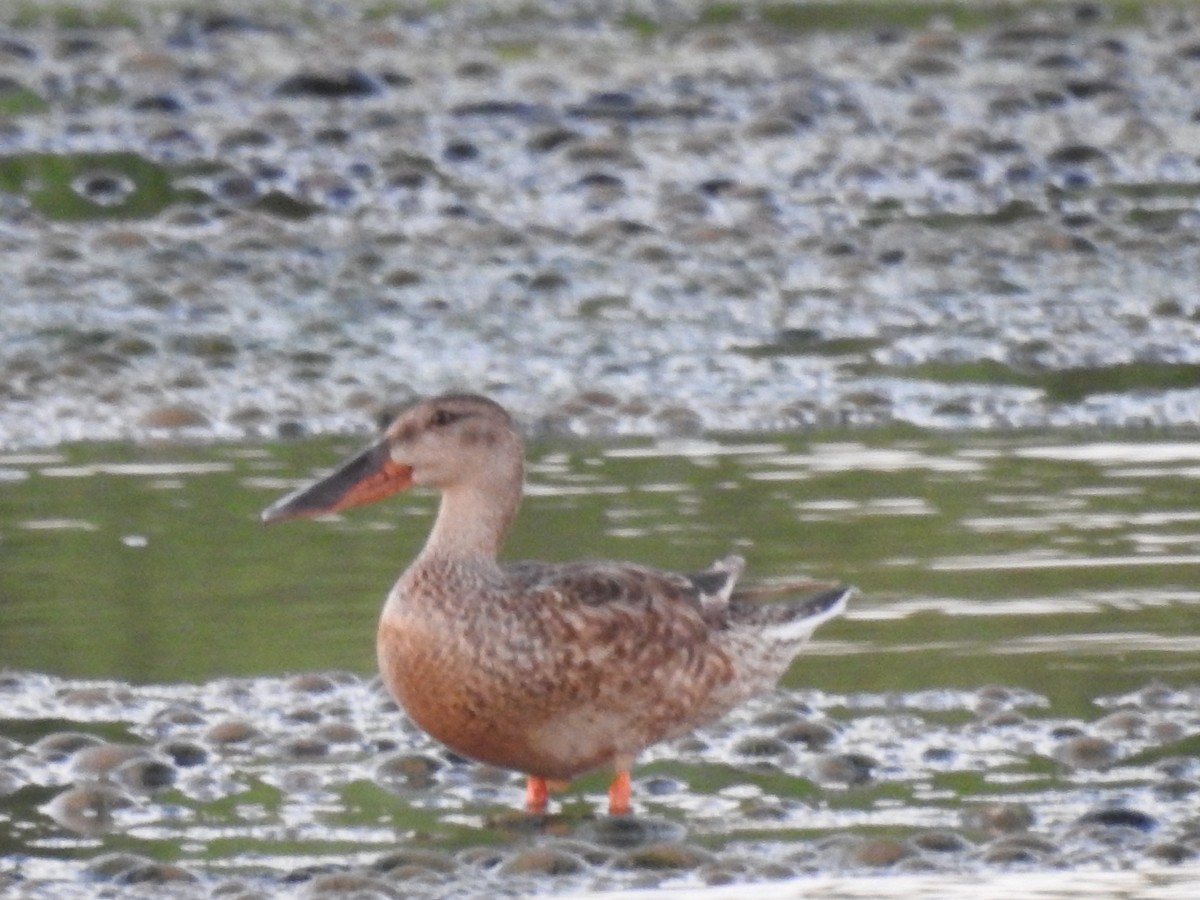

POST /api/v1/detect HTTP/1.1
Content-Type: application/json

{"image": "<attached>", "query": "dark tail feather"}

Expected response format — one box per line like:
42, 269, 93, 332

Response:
728, 584, 853, 641
731, 578, 841, 604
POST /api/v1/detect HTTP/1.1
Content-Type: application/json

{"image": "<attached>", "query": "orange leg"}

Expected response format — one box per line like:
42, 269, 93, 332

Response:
525, 775, 550, 813
607, 770, 632, 815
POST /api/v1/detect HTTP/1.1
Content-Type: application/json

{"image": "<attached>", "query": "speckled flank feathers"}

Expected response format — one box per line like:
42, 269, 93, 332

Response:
263, 393, 851, 814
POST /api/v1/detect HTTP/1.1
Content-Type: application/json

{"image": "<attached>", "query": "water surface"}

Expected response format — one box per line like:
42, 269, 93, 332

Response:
4, 430, 1199, 701
1, 431, 1198, 895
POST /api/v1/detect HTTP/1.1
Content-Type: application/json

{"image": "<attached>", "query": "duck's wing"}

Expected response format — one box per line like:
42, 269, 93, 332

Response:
490, 559, 849, 748
497, 558, 746, 736
504, 554, 745, 628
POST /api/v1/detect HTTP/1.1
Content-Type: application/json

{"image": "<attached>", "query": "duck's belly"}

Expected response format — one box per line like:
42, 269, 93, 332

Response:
377, 615, 629, 778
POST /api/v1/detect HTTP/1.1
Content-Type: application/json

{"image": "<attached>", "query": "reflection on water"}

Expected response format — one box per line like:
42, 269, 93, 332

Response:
2, 431, 1200, 700
2, 432, 1200, 894
931, 553, 1200, 571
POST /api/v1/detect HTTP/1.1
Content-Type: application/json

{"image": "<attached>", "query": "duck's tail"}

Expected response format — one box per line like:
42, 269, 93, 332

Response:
728, 583, 853, 644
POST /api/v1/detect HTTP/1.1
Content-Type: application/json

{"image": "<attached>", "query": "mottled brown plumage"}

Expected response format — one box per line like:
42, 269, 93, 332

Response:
262, 393, 850, 814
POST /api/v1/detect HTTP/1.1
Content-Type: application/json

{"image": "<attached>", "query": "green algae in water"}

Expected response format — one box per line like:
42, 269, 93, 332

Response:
758, 1, 998, 31
746, 1, 1183, 32
0, 151, 205, 220
735, 334, 886, 359
0, 79, 49, 116
901, 199, 1046, 230
252, 190, 322, 221
882, 359, 1200, 403
695, 1, 1019, 32
5, 0, 140, 29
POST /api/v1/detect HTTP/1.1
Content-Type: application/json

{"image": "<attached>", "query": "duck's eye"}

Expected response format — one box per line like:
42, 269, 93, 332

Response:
429, 408, 459, 427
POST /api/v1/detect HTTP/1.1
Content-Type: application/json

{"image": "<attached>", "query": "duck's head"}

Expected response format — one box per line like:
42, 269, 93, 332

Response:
261, 393, 523, 523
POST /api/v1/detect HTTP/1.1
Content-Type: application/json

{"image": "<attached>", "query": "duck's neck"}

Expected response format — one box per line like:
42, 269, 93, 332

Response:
418, 481, 521, 564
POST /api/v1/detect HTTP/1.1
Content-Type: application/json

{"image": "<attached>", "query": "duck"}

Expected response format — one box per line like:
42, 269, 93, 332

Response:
261, 393, 851, 815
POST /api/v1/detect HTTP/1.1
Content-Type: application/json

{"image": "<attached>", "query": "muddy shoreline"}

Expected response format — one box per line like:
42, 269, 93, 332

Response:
4, 671, 1199, 898
2, 2, 1200, 448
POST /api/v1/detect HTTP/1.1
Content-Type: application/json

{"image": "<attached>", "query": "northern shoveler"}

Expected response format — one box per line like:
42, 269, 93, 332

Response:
262, 393, 850, 815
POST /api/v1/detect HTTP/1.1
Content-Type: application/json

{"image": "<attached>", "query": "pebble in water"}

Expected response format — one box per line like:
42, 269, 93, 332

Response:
498, 846, 587, 876
158, 739, 207, 767
853, 837, 912, 869
0, 768, 22, 796
1154, 778, 1200, 801
776, 718, 837, 750
111, 756, 176, 793
150, 703, 206, 730
619, 842, 714, 872
962, 802, 1036, 834
1077, 807, 1158, 833
287, 672, 338, 694
141, 403, 209, 430
44, 784, 134, 834
277, 768, 323, 795
204, 719, 263, 747
300, 872, 398, 897
1053, 734, 1119, 770
60, 686, 132, 710
1151, 720, 1186, 743
114, 862, 200, 885
913, 831, 974, 854
315, 722, 363, 745
369, 849, 458, 878
2, 5, 1200, 447
70, 742, 152, 778
1095, 710, 1148, 738
272, 70, 380, 100
281, 735, 329, 759
4, 672, 1200, 893
980, 835, 1058, 867
576, 815, 686, 850
812, 752, 876, 785
32, 731, 103, 762
733, 734, 791, 759
1147, 842, 1197, 864
374, 752, 442, 791
83, 852, 157, 882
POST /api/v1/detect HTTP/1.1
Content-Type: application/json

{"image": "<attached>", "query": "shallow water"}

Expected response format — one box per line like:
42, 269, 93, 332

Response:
2, 431, 1199, 895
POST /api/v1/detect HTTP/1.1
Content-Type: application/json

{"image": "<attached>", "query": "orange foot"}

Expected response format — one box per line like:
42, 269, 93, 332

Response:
524, 776, 569, 813
607, 770, 632, 815
525, 775, 549, 813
